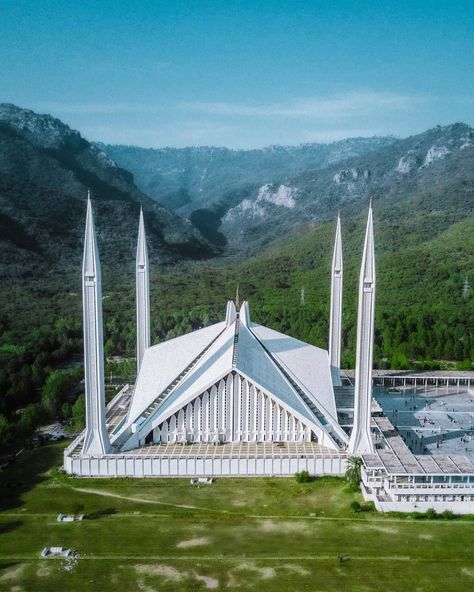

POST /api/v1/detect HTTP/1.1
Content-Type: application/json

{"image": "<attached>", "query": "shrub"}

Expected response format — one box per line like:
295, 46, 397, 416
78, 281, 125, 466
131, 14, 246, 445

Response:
442, 509, 455, 520
295, 470, 312, 483
426, 508, 437, 520
410, 511, 425, 520
350, 501, 361, 513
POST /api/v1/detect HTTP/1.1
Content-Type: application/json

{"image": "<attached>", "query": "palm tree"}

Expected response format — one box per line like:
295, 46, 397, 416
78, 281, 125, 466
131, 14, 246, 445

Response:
345, 456, 363, 486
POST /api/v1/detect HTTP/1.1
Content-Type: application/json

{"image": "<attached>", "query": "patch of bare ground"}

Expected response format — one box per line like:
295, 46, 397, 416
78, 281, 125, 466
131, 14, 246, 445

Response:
37, 564, 53, 577
176, 537, 210, 549
283, 564, 311, 576
135, 564, 183, 581
194, 574, 219, 589
0, 564, 27, 581
259, 519, 310, 533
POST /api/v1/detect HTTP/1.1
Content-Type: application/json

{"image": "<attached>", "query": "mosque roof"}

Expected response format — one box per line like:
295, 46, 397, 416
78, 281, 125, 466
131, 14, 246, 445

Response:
114, 301, 346, 448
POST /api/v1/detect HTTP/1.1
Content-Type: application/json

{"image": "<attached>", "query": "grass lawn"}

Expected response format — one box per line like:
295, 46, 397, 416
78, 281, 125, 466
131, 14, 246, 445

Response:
1, 443, 474, 591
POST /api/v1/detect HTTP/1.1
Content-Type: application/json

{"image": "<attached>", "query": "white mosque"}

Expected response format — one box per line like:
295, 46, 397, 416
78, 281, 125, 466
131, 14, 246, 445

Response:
64, 194, 474, 514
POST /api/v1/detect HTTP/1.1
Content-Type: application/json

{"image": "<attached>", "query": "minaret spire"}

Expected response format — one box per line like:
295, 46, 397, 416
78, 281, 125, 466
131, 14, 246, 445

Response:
82, 193, 110, 455
348, 204, 376, 454
136, 206, 150, 372
329, 212, 343, 386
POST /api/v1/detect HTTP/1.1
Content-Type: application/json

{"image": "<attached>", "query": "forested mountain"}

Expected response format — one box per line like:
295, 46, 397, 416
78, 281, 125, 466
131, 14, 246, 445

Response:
219, 123, 474, 251
0, 107, 472, 448
99, 137, 394, 214
0, 104, 216, 281
102, 125, 473, 253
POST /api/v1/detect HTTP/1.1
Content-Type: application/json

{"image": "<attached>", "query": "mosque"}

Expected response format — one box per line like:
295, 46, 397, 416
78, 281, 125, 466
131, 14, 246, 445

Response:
64, 194, 474, 514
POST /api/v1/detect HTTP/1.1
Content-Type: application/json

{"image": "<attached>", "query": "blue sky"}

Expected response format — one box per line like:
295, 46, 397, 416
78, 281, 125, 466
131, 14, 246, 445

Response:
1, 0, 473, 148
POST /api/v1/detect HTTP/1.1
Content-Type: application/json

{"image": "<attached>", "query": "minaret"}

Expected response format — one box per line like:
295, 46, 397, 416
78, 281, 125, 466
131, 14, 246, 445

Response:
82, 192, 110, 455
329, 213, 343, 387
136, 207, 150, 372
348, 203, 376, 455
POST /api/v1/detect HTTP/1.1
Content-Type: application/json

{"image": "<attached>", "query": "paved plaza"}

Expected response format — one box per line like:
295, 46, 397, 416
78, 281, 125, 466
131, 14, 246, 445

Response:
374, 386, 474, 457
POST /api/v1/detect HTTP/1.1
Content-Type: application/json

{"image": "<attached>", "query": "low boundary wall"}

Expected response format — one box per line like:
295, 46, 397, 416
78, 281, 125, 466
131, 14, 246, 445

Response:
64, 451, 347, 478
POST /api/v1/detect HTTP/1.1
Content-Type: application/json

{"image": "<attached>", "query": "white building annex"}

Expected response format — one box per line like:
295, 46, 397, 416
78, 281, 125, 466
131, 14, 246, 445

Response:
64, 193, 474, 514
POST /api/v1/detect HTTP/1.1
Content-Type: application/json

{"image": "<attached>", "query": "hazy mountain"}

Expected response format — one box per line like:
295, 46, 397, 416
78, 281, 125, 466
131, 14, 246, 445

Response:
219, 123, 474, 252
0, 104, 216, 279
99, 137, 395, 215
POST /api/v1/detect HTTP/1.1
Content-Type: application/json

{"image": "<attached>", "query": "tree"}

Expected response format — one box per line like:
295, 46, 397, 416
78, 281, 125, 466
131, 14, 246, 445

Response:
345, 456, 363, 487
72, 395, 86, 431
61, 402, 72, 420
41, 368, 82, 416
18, 403, 43, 435
0, 414, 13, 447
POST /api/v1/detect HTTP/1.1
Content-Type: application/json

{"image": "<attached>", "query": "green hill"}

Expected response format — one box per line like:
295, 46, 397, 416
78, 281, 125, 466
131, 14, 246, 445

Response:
0, 112, 472, 449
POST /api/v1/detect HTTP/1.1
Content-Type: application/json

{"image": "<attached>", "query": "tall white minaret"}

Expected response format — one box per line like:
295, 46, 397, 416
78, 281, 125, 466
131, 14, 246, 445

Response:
329, 213, 343, 387
349, 203, 376, 455
136, 207, 150, 372
82, 192, 110, 455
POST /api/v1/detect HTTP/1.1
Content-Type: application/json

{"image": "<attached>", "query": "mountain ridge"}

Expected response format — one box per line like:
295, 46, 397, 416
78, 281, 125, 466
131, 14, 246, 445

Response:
99, 136, 396, 214
0, 103, 217, 279
218, 122, 474, 252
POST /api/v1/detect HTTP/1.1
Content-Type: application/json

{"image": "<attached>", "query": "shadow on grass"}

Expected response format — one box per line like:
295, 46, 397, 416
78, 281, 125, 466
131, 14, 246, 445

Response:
87, 507, 117, 520
0, 521, 23, 534
0, 562, 23, 575
0, 442, 65, 512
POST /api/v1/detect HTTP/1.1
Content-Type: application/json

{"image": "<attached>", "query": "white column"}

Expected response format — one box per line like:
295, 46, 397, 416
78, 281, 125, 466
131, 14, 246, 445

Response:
210, 384, 218, 441
226, 374, 234, 442
329, 213, 343, 386
257, 390, 264, 441
161, 419, 169, 443
283, 409, 289, 441
136, 207, 150, 373
275, 404, 281, 440
194, 397, 202, 442
349, 204, 376, 455
169, 415, 177, 443
82, 194, 110, 456
202, 391, 210, 441
233, 373, 241, 441
186, 403, 193, 440
267, 397, 274, 441
249, 385, 256, 441
178, 409, 185, 442
241, 379, 249, 441
218, 379, 226, 434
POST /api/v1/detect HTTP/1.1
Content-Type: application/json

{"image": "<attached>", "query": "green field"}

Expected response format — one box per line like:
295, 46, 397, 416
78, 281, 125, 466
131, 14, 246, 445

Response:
1, 444, 474, 591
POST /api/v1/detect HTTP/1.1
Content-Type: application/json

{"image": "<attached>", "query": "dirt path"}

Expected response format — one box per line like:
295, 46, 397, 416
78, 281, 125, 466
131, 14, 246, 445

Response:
0, 554, 417, 562
70, 486, 228, 513
5, 485, 474, 526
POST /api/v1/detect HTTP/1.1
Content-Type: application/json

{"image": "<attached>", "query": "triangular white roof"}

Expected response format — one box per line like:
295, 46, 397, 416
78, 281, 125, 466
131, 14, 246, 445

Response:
250, 322, 339, 423
235, 322, 316, 425
127, 321, 227, 421
115, 302, 347, 448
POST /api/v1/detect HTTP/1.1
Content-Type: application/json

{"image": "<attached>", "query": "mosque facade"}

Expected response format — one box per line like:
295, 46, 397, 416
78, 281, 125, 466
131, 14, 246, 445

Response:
63, 194, 474, 513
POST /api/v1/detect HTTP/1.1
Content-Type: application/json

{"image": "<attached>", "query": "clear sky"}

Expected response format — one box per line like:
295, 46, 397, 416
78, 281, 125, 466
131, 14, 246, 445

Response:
1, 0, 473, 148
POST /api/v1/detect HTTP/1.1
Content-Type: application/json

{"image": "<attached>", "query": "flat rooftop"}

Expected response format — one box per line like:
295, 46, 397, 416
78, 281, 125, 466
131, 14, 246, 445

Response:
363, 450, 474, 475
126, 441, 344, 458
69, 439, 344, 460
366, 414, 474, 475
